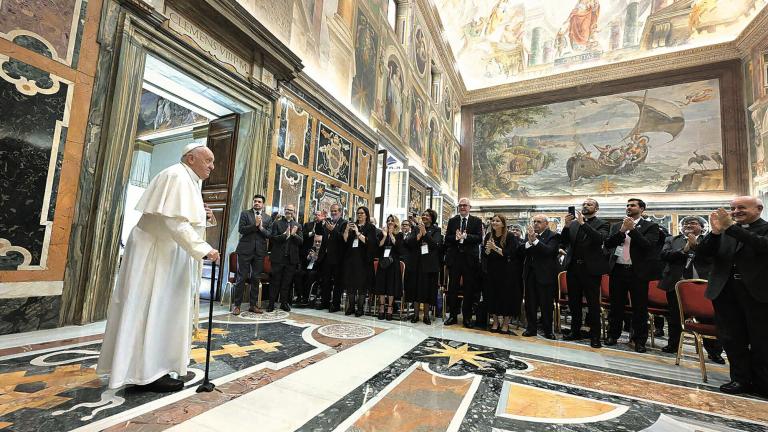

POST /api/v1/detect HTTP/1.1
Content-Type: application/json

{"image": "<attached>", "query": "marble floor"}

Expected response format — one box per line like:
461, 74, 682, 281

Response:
1, 306, 766, 432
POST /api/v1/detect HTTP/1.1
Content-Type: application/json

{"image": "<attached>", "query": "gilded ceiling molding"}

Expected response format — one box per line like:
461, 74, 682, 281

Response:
735, 5, 768, 55
464, 42, 739, 106
416, 0, 466, 98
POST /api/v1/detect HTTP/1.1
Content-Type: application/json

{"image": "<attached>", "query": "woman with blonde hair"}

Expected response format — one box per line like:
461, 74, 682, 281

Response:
374, 214, 404, 320
482, 213, 523, 334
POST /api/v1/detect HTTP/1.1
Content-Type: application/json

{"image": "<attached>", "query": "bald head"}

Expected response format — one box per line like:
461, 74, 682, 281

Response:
730, 196, 764, 224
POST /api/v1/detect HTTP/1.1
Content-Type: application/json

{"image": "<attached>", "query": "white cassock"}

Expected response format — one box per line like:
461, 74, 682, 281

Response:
97, 162, 212, 389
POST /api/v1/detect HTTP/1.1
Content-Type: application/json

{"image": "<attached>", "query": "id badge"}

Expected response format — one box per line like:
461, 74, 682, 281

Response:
421, 243, 429, 255
614, 245, 623, 257
384, 247, 392, 258
353, 238, 359, 248
307, 261, 314, 270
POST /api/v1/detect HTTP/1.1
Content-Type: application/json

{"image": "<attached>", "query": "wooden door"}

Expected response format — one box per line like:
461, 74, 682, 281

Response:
202, 114, 239, 285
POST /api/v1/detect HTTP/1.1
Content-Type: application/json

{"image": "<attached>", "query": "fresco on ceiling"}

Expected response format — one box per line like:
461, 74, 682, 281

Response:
136, 90, 207, 137
435, 0, 767, 90
472, 78, 725, 199
351, 9, 380, 117
384, 56, 405, 136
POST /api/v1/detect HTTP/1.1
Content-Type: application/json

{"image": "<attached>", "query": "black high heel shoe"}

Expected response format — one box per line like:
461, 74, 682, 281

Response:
423, 315, 431, 325
378, 311, 385, 320
410, 315, 419, 323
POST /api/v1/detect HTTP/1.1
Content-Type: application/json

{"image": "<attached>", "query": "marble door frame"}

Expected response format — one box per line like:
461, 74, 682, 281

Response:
61, 6, 275, 326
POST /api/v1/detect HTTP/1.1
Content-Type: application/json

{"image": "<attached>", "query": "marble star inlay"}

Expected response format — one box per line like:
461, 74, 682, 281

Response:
189, 340, 282, 363
421, 343, 496, 368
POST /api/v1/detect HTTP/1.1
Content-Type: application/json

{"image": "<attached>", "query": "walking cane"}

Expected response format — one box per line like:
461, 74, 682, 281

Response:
197, 260, 217, 393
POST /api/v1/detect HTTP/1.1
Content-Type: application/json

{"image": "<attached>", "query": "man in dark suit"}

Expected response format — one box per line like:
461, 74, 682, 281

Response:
444, 197, 484, 327
604, 198, 662, 353
659, 216, 723, 363
232, 194, 272, 315
522, 214, 561, 339
698, 196, 768, 396
269, 205, 302, 312
295, 210, 326, 306
561, 198, 610, 348
317, 203, 347, 312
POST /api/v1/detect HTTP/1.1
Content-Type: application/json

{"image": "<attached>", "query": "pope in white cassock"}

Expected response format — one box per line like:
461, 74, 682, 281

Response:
97, 143, 220, 392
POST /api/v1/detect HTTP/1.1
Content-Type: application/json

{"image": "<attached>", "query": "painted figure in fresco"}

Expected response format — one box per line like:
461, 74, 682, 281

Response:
352, 13, 378, 114
428, 119, 439, 169
385, 60, 403, 133
410, 97, 424, 156
566, 0, 600, 50
414, 29, 428, 75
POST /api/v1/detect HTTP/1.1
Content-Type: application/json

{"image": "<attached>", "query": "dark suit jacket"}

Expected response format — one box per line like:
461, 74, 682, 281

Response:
660, 234, 712, 292
560, 217, 610, 275
697, 218, 768, 302
318, 217, 348, 266
522, 228, 561, 285
270, 218, 303, 264
405, 224, 443, 273
444, 214, 483, 267
302, 220, 324, 257
235, 209, 272, 256
604, 218, 663, 280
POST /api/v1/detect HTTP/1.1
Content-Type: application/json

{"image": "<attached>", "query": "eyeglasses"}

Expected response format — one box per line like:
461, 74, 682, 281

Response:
458, 204, 469, 207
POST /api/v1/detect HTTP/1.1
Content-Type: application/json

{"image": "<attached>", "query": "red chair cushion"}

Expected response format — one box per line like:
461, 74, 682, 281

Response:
684, 320, 717, 336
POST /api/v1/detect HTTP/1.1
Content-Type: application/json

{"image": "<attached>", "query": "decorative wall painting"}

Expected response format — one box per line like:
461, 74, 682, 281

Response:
427, 118, 440, 173
384, 56, 404, 136
413, 26, 428, 76
472, 78, 725, 199
135, 90, 207, 137
351, 10, 380, 117
408, 178, 427, 216
409, 92, 426, 158
452, 143, 461, 192
353, 145, 375, 195
312, 178, 350, 214
315, 122, 352, 184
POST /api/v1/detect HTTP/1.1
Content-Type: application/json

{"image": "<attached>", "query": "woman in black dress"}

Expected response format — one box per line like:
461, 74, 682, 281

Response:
374, 215, 404, 320
343, 206, 377, 317
482, 214, 522, 334
406, 209, 443, 324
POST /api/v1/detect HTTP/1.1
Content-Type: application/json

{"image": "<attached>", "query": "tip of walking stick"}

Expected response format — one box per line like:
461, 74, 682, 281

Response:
196, 382, 216, 393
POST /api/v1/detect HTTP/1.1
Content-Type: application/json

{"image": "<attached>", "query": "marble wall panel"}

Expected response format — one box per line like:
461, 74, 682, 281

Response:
272, 165, 308, 223
311, 178, 350, 214
315, 121, 352, 184
0, 295, 61, 334
0, 0, 88, 67
353, 144, 374, 195
277, 98, 312, 166
0, 55, 72, 271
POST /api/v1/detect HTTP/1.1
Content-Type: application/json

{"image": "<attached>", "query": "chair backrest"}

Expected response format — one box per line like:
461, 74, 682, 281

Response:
647, 280, 667, 307
600, 274, 610, 300
263, 255, 272, 275
228, 252, 239, 283
373, 258, 379, 273
558, 271, 568, 299
675, 279, 714, 321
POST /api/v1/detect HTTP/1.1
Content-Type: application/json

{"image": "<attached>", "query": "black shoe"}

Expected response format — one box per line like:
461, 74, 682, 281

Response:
378, 311, 385, 320
708, 353, 726, 364
315, 303, 327, 310
661, 344, 678, 354
654, 328, 665, 337
720, 381, 751, 395
590, 337, 602, 348
138, 375, 184, 393
329, 305, 341, 313
444, 316, 457, 326
386, 313, 393, 321
522, 330, 536, 337
280, 303, 291, 312
345, 306, 354, 315
544, 333, 556, 340
635, 343, 647, 353
604, 337, 617, 346
355, 310, 363, 317
410, 315, 419, 323
266, 304, 275, 313
423, 315, 431, 325
463, 321, 473, 328
563, 332, 582, 341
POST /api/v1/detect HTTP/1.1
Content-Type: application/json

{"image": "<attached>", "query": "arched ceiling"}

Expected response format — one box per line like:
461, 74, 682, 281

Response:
433, 0, 767, 91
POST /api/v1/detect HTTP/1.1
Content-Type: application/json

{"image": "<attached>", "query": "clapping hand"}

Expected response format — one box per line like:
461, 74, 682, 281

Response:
291, 225, 298, 235
709, 208, 733, 234
620, 217, 635, 233
575, 210, 585, 225
255, 214, 263, 227
526, 225, 537, 243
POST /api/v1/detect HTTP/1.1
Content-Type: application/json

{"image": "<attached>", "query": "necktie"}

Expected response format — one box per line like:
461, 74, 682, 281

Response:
461, 217, 467, 232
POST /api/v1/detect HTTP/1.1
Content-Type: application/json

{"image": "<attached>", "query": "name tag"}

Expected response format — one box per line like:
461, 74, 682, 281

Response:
614, 245, 623, 257
353, 238, 359, 248
307, 261, 314, 270
383, 247, 392, 258
421, 244, 429, 255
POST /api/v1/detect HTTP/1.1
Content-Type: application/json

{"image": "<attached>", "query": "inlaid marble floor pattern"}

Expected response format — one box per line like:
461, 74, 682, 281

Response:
1, 308, 766, 431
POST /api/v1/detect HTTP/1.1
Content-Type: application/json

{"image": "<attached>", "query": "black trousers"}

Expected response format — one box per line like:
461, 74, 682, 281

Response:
713, 278, 768, 394
233, 253, 264, 307
566, 263, 601, 337
294, 266, 319, 301
525, 272, 555, 334
270, 261, 296, 306
320, 262, 343, 308
608, 265, 648, 345
447, 258, 479, 320
665, 289, 722, 356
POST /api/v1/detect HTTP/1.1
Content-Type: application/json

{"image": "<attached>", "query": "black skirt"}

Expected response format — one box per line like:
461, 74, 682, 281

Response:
483, 254, 522, 317
406, 271, 438, 304
374, 259, 403, 296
